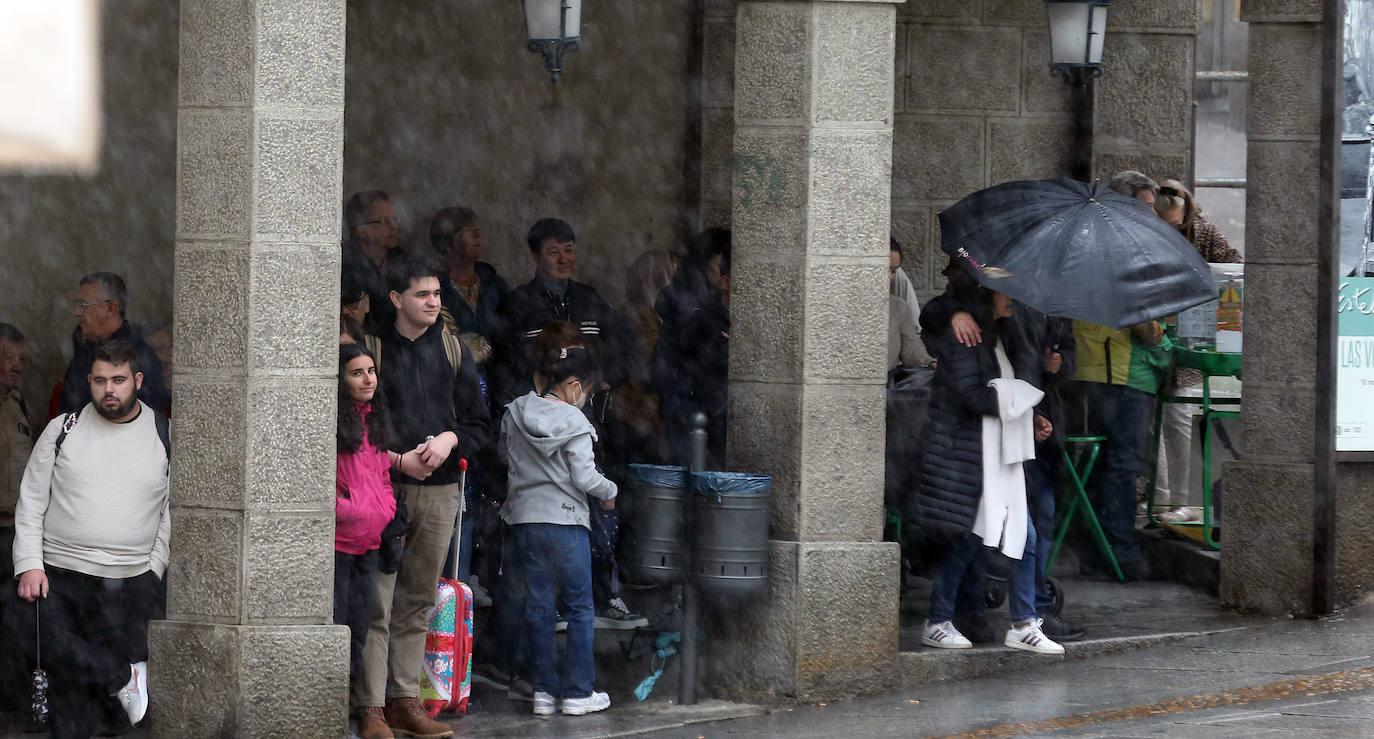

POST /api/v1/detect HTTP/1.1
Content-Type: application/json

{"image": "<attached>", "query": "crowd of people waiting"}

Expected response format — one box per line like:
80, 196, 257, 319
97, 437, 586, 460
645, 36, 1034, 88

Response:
896, 171, 1240, 658
0, 169, 1233, 736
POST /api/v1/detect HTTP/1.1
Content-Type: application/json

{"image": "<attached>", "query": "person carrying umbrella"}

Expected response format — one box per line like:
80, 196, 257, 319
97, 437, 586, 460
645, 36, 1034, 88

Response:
935, 177, 1215, 583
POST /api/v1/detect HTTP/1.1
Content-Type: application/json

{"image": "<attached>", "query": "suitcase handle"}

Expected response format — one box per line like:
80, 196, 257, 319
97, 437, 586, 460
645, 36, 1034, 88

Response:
448, 459, 468, 582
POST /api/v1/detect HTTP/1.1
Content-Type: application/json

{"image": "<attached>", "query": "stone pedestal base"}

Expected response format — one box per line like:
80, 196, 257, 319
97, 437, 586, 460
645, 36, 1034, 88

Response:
1219, 460, 1314, 616
148, 621, 349, 738
705, 540, 900, 701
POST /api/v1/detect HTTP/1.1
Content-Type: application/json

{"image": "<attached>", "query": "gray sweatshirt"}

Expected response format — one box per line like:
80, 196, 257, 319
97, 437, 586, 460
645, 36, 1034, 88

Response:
499, 392, 617, 529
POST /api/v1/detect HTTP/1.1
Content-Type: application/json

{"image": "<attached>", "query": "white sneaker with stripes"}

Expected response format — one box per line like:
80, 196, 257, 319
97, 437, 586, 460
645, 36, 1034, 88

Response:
1004, 618, 1065, 655
921, 620, 973, 649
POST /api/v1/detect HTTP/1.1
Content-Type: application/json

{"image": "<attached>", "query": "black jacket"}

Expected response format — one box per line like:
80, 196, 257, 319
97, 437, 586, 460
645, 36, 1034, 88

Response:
438, 262, 509, 339
649, 268, 729, 425
906, 321, 1035, 543
373, 321, 492, 486
490, 279, 634, 409
342, 242, 407, 334
61, 322, 169, 416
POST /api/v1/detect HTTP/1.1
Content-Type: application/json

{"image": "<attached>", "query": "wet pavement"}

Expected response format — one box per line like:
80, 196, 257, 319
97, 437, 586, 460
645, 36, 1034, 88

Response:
639, 598, 1374, 738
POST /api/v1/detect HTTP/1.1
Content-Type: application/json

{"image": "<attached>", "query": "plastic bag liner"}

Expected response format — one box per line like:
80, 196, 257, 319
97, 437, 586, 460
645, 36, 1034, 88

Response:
690, 471, 772, 497
627, 464, 687, 489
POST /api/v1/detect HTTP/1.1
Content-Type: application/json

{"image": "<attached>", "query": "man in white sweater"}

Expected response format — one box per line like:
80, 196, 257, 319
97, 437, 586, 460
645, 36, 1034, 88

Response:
7, 339, 170, 738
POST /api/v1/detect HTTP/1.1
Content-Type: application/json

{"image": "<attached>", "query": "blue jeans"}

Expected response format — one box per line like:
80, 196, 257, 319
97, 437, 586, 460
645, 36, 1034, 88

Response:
1026, 453, 1057, 613
932, 523, 1039, 625
1081, 383, 1152, 566
516, 523, 595, 699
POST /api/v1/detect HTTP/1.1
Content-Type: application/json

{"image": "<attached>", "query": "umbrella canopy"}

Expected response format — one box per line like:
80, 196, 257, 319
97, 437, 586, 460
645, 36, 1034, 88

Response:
938, 178, 1216, 328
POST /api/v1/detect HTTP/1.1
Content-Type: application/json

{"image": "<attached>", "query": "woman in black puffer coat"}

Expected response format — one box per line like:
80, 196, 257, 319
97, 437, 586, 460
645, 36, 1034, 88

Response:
907, 287, 1061, 655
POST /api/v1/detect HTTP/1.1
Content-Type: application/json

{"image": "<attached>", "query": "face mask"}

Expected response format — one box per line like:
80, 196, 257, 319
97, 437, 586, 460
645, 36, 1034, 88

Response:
571, 381, 588, 409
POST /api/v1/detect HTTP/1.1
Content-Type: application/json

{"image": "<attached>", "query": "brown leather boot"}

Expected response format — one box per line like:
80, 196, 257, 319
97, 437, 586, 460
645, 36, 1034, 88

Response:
384, 697, 453, 738
356, 706, 394, 739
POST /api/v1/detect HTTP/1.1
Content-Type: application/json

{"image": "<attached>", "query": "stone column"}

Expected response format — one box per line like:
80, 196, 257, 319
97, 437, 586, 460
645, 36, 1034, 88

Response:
1220, 1, 1324, 615
149, 1, 349, 735
710, 0, 901, 701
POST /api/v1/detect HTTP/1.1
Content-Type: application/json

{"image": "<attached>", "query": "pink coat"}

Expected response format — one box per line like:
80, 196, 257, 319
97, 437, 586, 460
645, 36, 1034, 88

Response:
335, 404, 397, 555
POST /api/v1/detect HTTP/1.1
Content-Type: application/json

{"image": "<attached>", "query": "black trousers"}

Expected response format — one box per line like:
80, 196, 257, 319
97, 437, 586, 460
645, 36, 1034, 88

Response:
333, 549, 380, 690
0, 527, 26, 709
4, 565, 165, 739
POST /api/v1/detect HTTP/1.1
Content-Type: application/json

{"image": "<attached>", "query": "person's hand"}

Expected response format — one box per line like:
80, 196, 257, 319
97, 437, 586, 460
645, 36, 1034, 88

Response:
1034, 415, 1053, 442
398, 451, 433, 481
1044, 349, 1063, 375
951, 312, 982, 348
600, 497, 616, 510
17, 570, 48, 602
416, 432, 458, 470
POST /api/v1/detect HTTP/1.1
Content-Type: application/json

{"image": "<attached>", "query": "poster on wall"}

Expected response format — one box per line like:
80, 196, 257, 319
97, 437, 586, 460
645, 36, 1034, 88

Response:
1338, 277, 1374, 451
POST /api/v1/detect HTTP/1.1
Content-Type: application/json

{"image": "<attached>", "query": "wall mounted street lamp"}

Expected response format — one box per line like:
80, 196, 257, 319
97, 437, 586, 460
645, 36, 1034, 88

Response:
523, 0, 582, 84
1045, 0, 1111, 182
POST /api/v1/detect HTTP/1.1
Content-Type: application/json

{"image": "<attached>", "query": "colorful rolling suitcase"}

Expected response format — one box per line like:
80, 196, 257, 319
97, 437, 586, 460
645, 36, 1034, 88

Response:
419, 460, 474, 718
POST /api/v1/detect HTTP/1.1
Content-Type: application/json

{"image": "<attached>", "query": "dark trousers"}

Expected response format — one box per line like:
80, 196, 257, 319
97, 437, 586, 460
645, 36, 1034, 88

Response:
516, 524, 595, 699
333, 549, 380, 690
480, 525, 528, 680
1080, 383, 1152, 567
589, 503, 619, 607
0, 527, 25, 709
4, 566, 165, 739
1026, 452, 1058, 613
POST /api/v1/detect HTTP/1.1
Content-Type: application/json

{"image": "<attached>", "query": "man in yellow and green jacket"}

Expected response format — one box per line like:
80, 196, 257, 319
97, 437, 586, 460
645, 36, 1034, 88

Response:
1072, 320, 1172, 580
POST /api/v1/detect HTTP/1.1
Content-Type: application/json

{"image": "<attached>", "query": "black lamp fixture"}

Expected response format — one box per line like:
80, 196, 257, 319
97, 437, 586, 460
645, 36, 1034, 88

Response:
523, 0, 582, 84
1045, 0, 1110, 181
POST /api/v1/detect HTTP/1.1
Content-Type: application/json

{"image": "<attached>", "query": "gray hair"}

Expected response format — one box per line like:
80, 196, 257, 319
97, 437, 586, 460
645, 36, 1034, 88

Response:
1108, 171, 1159, 199
80, 271, 128, 318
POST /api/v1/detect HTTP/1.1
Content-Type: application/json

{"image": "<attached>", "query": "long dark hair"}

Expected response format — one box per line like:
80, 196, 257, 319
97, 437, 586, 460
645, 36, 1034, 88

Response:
338, 343, 393, 453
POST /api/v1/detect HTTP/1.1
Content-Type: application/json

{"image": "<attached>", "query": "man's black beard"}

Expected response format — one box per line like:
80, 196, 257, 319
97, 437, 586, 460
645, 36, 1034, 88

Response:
95, 394, 138, 421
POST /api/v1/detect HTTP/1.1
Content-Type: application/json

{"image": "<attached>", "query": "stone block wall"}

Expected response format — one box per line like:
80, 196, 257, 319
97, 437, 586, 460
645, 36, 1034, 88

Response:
699, 0, 1200, 307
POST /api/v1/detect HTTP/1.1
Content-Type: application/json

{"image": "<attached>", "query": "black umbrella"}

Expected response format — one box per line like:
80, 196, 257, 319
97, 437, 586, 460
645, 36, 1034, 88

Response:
938, 178, 1216, 328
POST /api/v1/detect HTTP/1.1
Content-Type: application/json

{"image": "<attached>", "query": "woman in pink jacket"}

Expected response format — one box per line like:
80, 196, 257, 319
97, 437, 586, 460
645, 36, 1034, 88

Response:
336, 343, 398, 692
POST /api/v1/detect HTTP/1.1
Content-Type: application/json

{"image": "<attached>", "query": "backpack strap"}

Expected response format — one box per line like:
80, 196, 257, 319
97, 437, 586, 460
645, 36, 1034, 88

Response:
153, 410, 171, 464
439, 328, 462, 379
53, 411, 80, 458
363, 334, 382, 373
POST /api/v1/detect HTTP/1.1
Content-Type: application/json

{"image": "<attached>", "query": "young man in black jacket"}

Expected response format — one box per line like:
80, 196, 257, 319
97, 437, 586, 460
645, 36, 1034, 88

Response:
353, 254, 491, 739
489, 218, 645, 632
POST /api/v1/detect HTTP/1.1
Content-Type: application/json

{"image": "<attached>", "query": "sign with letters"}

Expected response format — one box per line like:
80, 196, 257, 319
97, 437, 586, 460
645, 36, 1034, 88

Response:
1338, 278, 1374, 451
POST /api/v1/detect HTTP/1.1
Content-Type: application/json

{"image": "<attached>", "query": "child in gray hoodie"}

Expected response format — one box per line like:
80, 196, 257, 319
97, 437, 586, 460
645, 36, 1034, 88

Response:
500, 344, 617, 716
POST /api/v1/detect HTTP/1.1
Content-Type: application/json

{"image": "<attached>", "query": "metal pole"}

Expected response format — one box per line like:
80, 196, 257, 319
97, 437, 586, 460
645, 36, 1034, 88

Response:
1068, 70, 1095, 183
1313, 0, 1344, 617
678, 412, 708, 704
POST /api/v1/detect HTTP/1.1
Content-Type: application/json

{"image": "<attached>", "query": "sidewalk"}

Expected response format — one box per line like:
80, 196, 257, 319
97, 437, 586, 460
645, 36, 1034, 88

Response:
639, 596, 1374, 738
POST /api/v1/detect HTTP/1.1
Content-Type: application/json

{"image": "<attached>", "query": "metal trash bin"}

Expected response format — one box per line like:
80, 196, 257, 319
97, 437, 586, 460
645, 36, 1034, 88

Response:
689, 471, 771, 603
623, 464, 688, 585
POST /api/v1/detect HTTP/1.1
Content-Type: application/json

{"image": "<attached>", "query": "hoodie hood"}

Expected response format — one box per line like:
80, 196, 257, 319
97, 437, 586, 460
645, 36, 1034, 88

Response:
504, 392, 598, 456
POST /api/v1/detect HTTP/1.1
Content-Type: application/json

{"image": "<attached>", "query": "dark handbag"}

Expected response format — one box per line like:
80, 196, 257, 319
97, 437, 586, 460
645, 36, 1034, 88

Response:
378, 492, 408, 575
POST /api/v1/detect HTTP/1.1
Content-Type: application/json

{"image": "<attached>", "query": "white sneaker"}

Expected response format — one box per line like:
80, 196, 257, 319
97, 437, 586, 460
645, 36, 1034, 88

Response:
560, 690, 611, 716
532, 691, 556, 716
1005, 618, 1065, 655
114, 661, 148, 725
1158, 506, 1200, 523
921, 621, 972, 649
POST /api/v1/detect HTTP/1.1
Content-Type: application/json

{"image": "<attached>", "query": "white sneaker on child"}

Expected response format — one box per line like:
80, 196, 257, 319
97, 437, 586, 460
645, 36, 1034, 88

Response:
1004, 618, 1065, 655
921, 621, 972, 649
560, 691, 611, 716
114, 661, 148, 725
532, 691, 556, 716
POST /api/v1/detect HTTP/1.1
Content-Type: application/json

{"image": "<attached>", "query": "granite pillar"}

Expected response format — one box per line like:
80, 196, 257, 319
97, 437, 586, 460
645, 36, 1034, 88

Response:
713, 0, 902, 701
150, 1, 349, 735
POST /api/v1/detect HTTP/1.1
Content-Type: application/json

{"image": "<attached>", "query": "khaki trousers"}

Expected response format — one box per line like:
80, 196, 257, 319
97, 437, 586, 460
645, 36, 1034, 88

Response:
353, 482, 461, 706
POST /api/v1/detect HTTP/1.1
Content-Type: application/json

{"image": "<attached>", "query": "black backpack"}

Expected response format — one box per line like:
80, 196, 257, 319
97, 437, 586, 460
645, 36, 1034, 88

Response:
53, 407, 171, 467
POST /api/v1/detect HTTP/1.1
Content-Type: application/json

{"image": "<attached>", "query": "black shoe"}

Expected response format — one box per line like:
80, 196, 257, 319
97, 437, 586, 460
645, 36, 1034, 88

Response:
951, 615, 998, 645
1039, 613, 1087, 642
1119, 558, 1151, 582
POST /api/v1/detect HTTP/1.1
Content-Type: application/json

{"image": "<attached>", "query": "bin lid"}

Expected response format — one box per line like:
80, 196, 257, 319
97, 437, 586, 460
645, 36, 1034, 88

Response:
690, 471, 772, 496
627, 464, 687, 487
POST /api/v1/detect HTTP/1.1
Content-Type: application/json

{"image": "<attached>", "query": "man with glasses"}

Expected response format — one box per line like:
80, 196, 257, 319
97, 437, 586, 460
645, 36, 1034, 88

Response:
60, 272, 168, 416
343, 190, 406, 333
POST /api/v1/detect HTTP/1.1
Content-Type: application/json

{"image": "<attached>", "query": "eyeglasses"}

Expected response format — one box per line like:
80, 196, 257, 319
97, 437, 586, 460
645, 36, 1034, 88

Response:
363, 217, 398, 227
72, 299, 113, 313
